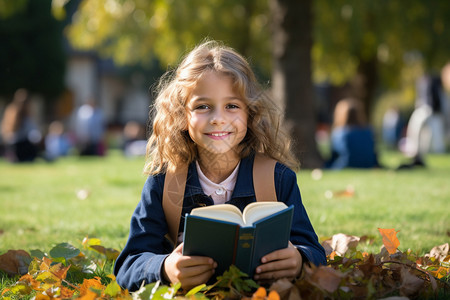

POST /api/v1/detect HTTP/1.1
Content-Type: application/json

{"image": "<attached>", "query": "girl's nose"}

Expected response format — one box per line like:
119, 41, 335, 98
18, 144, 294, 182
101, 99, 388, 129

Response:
210, 108, 226, 125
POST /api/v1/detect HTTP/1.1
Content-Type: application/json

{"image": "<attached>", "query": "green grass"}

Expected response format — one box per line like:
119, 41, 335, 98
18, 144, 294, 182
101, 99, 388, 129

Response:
0, 150, 449, 257
299, 150, 450, 254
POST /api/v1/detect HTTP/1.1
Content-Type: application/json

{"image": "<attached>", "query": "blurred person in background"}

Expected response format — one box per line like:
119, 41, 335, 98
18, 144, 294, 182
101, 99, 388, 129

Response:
325, 97, 380, 169
44, 120, 72, 161
399, 62, 450, 168
1, 88, 41, 162
382, 106, 403, 149
73, 98, 105, 156
122, 120, 147, 157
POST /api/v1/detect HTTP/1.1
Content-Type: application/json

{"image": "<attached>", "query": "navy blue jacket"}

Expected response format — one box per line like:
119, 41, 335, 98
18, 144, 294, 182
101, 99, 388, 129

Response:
114, 155, 326, 291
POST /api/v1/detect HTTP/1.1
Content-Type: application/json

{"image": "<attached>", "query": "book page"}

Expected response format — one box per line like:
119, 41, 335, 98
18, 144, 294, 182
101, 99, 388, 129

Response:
243, 202, 288, 226
190, 204, 245, 226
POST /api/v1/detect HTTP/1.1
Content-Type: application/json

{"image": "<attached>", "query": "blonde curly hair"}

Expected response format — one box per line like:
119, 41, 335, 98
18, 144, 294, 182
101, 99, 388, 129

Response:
145, 40, 299, 175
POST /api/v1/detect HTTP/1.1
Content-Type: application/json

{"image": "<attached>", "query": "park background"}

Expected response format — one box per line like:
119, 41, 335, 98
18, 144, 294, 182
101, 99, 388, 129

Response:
0, 0, 449, 270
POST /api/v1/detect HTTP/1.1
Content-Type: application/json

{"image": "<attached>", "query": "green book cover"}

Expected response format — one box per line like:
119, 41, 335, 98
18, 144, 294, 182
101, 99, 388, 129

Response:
182, 202, 294, 277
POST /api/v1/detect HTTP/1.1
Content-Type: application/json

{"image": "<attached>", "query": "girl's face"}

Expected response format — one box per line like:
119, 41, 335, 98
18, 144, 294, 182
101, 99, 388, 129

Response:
186, 71, 248, 161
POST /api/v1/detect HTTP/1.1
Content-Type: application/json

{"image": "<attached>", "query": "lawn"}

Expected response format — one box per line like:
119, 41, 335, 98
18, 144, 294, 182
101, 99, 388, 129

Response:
0, 150, 449, 256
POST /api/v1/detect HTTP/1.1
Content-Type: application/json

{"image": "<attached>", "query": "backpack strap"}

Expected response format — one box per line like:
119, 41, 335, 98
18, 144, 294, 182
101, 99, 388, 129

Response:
253, 153, 277, 202
162, 164, 188, 246
162, 154, 277, 247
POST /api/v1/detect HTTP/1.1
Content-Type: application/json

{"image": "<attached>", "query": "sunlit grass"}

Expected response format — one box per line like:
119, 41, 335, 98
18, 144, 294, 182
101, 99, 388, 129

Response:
299, 151, 450, 254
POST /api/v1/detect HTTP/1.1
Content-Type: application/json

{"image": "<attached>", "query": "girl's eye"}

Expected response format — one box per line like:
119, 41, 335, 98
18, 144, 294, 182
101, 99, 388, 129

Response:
194, 104, 210, 110
226, 104, 240, 109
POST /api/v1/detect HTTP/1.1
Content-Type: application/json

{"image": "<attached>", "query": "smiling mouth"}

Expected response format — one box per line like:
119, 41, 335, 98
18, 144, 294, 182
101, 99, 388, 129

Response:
206, 132, 232, 139
209, 132, 229, 137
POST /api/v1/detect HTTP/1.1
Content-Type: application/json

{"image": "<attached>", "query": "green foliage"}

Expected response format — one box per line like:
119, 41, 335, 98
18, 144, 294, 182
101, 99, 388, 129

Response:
67, 0, 271, 75
313, 0, 450, 87
213, 265, 259, 296
66, 0, 450, 91
0, 0, 66, 98
0, 0, 27, 18
49, 243, 81, 265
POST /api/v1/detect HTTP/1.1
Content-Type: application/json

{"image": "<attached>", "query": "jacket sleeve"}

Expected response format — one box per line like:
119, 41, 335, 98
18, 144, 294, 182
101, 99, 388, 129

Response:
113, 174, 172, 291
275, 164, 327, 266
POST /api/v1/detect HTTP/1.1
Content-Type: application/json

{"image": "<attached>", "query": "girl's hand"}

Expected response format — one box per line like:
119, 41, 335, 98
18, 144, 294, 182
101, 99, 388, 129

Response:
162, 243, 217, 290
253, 242, 302, 283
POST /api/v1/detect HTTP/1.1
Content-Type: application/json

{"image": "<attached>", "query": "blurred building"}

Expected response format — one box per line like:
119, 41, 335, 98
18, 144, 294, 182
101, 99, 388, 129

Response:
64, 48, 152, 127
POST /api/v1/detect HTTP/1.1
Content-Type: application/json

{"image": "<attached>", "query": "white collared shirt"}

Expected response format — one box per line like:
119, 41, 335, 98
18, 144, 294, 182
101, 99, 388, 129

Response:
196, 161, 240, 204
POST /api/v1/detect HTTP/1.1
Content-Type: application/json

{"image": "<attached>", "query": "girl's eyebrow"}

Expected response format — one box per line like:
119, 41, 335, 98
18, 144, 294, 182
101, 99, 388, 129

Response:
190, 96, 243, 103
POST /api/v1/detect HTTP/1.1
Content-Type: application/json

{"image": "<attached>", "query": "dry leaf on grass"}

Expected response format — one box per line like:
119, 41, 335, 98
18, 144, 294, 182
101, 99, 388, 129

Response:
0, 249, 31, 276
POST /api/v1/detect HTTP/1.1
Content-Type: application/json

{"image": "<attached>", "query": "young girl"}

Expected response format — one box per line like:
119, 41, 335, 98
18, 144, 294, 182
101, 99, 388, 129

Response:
114, 40, 326, 291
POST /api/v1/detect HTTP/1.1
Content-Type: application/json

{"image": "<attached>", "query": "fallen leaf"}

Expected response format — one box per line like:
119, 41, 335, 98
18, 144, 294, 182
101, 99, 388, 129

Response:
267, 290, 280, 300
426, 243, 449, 262
305, 265, 344, 293
252, 286, 266, 299
378, 228, 400, 255
270, 278, 301, 300
78, 276, 104, 297
89, 245, 120, 261
50, 263, 70, 281
357, 254, 382, 279
0, 250, 31, 275
399, 267, 424, 296
321, 233, 360, 256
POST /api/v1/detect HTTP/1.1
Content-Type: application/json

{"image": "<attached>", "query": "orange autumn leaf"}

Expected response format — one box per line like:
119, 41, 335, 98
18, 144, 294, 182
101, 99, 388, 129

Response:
267, 290, 280, 300
39, 257, 53, 271
1, 288, 10, 296
77, 289, 98, 300
60, 286, 75, 298
34, 293, 52, 300
252, 287, 267, 299
78, 277, 104, 297
18, 274, 41, 290
329, 250, 337, 260
378, 228, 400, 254
49, 263, 70, 281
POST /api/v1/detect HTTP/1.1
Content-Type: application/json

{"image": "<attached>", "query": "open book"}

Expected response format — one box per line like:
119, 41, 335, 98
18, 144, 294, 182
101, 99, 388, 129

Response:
182, 202, 294, 277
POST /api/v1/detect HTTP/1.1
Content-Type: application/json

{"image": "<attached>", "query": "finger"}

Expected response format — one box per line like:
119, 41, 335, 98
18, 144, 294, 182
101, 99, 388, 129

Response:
173, 243, 184, 253
179, 261, 216, 279
175, 243, 217, 268
261, 247, 296, 263
178, 255, 216, 268
254, 267, 298, 281
181, 269, 215, 290
256, 258, 297, 274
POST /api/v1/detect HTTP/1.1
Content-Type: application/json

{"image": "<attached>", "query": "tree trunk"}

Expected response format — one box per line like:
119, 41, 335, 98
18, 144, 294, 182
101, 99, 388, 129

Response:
269, 0, 323, 168
354, 58, 378, 120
